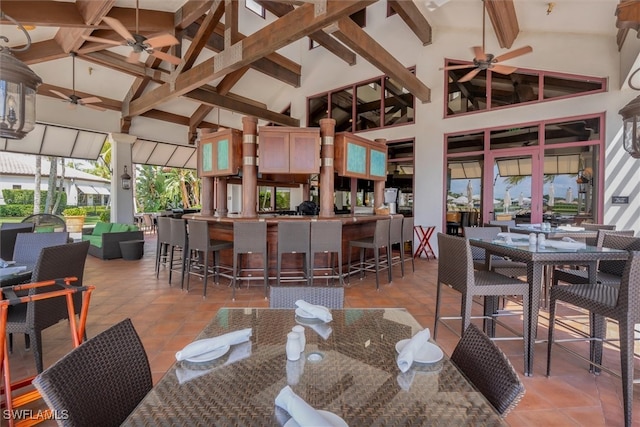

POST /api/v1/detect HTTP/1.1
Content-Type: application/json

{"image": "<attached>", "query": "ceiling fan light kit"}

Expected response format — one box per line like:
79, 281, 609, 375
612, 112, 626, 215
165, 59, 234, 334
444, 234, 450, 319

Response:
441, 0, 532, 83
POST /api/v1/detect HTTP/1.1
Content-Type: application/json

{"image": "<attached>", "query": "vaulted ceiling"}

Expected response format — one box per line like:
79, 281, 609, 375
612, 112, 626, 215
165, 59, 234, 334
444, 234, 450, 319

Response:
0, 0, 625, 151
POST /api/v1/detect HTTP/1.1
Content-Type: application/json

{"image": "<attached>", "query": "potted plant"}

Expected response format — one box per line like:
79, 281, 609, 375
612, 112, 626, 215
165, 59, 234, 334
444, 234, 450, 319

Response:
63, 207, 87, 233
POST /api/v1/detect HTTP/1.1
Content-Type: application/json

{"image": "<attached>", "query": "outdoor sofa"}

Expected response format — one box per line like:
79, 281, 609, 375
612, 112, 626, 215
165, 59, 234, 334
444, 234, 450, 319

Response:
82, 222, 143, 260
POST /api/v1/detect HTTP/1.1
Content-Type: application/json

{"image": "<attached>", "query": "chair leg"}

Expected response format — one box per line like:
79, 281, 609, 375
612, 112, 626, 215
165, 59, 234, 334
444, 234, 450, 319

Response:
263, 250, 269, 298
359, 248, 365, 280
461, 294, 473, 338
590, 312, 606, 374
433, 282, 442, 339
399, 242, 405, 278
213, 250, 220, 284
374, 249, 380, 290
203, 249, 209, 298
546, 298, 557, 376
386, 245, 392, 283
32, 330, 44, 374
168, 246, 175, 285
338, 249, 343, 287
277, 251, 282, 287
619, 320, 635, 427
232, 252, 238, 300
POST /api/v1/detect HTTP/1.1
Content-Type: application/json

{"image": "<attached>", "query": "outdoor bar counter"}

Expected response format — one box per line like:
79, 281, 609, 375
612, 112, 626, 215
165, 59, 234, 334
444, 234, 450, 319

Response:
182, 212, 400, 278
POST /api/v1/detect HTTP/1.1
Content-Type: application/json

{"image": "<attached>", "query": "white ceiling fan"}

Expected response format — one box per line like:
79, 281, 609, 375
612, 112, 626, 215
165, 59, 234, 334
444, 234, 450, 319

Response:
441, 0, 532, 83
50, 52, 106, 111
81, 0, 181, 65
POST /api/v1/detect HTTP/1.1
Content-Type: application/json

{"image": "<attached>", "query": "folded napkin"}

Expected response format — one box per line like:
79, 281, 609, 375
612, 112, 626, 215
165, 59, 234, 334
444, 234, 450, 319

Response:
397, 328, 431, 373
543, 240, 586, 250
175, 328, 252, 361
275, 386, 330, 427
557, 225, 585, 232
295, 300, 333, 323
0, 265, 27, 276
497, 232, 528, 241
176, 341, 252, 384
306, 322, 333, 340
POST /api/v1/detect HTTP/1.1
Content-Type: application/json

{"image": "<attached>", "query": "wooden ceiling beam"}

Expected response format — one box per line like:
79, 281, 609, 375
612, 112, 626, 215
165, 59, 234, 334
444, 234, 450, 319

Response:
388, 0, 432, 46
217, 66, 251, 96
257, 0, 357, 65
331, 17, 431, 103
177, 0, 225, 73
175, 0, 215, 30
188, 105, 215, 144
128, 1, 373, 118
81, 51, 173, 83
55, 0, 116, 54
14, 40, 67, 65
224, 0, 240, 48
484, 0, 519, 49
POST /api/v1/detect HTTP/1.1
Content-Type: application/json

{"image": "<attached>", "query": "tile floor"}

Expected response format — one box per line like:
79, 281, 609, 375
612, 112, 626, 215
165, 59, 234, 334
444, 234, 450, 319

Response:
5, 234, 639, 426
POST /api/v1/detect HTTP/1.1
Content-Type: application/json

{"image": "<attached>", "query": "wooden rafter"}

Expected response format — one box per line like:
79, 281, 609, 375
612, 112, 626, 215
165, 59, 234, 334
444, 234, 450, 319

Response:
54, 0, 116, 54
127, 1, 374, 118
484, 0, 519, 49
388, 0, 432, 46
176, 1, 225, 73
331, 17, 431, 103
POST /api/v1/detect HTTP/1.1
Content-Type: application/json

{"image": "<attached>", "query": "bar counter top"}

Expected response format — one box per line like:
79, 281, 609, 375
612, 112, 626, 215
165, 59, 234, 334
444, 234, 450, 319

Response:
182, 212, 400, 224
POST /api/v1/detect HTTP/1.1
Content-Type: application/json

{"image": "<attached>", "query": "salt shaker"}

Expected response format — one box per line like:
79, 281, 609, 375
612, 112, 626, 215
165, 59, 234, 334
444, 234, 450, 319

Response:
537, 233, 546, 247
529, 233, 537, 245
292, 325, 306, 353
286, 332, 301, 361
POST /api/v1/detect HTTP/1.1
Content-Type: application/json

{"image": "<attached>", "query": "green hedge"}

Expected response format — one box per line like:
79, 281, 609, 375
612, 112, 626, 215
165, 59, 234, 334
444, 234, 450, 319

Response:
0, 205, 39, 217
2, 189, 47, 204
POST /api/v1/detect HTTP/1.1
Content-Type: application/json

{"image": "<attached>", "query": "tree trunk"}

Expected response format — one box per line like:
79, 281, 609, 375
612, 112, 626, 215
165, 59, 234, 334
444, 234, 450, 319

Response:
53, 159, 65, 214
33, 155, 42, 214
45, 157, 57, 213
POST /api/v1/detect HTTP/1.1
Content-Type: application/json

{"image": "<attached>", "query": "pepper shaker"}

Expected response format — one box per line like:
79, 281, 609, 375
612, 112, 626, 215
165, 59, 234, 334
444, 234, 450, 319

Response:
529, 233, 537, 245
292, 325, 306, 353
286, 332, 301, 361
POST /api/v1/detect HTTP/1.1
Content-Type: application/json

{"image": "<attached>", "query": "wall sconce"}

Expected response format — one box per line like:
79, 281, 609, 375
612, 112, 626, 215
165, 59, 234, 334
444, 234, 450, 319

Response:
619, 93, 640, 158
0, 13, 42, 140
121, 165, 132, 190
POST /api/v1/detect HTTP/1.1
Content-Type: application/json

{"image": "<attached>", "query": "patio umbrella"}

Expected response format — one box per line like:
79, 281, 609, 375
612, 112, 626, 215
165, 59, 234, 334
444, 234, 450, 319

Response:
518, 192, 524, 207
466, 180, 473, 209
566, 187, 574, 203
548, 184, 555, 207
504, 190, 511, 213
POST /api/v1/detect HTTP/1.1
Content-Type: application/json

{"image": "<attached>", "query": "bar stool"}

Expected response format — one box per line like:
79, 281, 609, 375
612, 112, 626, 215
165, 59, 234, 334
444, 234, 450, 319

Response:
348, 219, 391, 290
231, 221, 268, 300
401, 216, 415, 273
277, 221, 310, 286
388, 216, 404, 278
185, 220, 233, 297
309, 220, 343, 286
168, 218, 188, 288
155, 216, 171, 278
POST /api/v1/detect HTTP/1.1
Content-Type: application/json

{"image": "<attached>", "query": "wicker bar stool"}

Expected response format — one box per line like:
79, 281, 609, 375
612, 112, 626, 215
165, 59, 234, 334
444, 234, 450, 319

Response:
277, 221, 310, 286
155, 216, 171, 278
185, 220, 233, 297
168, 218, 188, 288
309, 220, 343, 286
547, 251, 640, 427
348, 218, 391, 290
388, 216, 404, 279
401, 217, 415, 272
231, 221, 268, 300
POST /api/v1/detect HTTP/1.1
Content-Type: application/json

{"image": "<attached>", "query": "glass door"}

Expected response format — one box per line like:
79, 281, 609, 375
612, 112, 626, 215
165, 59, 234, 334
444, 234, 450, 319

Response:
485, 149, 542, 225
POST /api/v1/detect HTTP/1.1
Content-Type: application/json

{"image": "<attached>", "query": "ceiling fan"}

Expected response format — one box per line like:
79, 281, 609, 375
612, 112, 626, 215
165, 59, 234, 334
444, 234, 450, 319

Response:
81, 0, 181, 65
441, 0, 532, 83
50, 53, 106, 111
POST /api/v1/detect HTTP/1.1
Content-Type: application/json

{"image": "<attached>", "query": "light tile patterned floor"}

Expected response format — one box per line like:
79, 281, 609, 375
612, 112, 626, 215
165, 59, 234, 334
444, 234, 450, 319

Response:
5, 235, 638, 426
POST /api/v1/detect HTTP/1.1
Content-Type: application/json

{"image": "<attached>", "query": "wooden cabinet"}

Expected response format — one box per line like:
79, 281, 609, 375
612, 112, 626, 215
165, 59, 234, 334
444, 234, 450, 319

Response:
198, 129, 243, 177
258, 127, 320, 174
334, 132, 388, 181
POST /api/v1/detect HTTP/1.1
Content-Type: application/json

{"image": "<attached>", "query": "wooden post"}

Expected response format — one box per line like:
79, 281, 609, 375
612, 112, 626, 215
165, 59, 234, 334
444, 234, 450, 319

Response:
201, 176, 215, 216
215, 177, 228, 216
373, 138, 387, 210
242, 116, 258, 217
319, 118, 336, 217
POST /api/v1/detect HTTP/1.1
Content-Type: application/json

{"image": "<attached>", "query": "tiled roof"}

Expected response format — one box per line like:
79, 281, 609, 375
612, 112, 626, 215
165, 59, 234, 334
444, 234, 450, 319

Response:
0, 152, 110, 183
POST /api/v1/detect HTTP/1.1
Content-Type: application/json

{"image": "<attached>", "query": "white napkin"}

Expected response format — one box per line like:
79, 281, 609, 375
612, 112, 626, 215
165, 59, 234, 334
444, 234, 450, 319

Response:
557, 225, 585, 231
306, 322, 333, 340
497, 232, 528, 241
175, 328, 252, 361
176, 341, 252, 384
275, 386, 331, 427
544, 240, 586, 250
397, 328, 431, 373
295, 300, 333, 323
0, 265, 27, 276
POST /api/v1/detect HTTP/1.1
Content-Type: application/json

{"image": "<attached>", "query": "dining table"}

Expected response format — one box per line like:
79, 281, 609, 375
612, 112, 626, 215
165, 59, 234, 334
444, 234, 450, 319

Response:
508, 225, 598, 241
123, 308, 506, 426
468, 237, 629, 377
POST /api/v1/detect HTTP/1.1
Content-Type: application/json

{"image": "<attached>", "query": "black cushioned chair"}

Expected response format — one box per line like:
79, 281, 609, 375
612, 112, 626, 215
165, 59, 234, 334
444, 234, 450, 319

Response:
0, 222, 34, 260
451, 323, 525, 417
33, 318, 152, 427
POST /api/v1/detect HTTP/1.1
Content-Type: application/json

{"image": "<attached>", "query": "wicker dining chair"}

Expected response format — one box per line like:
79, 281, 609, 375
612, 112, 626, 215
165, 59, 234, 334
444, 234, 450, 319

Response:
434, 233, 530, 343
12, 232, 70, 266
269, 286, 344, 309
0, 222, 34, 260
462, 226, 526, 278
547, 251, 640, 427
451, 323, 525, 417
6, 240, 90, 373
21, 213, 67, 233
553, 233, 639, 288
33, 318, 152, 427
581, 223, 616, 246
348, 218, 391, 290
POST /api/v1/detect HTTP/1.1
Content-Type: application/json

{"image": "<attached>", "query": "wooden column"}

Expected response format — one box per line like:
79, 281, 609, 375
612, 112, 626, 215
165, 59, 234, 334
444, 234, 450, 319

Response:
242, 116, 258, 217
215, 177, 228, 216
319, 118, 336, 217
373, 138, 387, 209
201, 176, 215, 216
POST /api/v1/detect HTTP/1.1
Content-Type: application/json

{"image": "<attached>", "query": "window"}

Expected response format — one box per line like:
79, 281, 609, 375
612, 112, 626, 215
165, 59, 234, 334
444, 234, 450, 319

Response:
307, 70, 415, 132
12, 185, 21, 190
444, 63, 605, 117
245, 0, 265, 18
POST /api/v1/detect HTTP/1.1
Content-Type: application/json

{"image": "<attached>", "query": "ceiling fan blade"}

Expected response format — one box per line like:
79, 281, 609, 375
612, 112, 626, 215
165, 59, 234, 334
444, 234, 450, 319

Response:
472, 46, 486, 62
81, 35, 124, 46
491, 64, 518, 75
83, 103, 107, 112
440, 64, 476, 71
150, 50, 182, 65
127, 51, 142, 64
493, 46, 533, 63
458, 68, 482, 83
80, 96, 103, 104
145, 34, 179, 49
50, 90, 70, 101
102, 16, 134, 42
